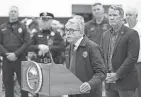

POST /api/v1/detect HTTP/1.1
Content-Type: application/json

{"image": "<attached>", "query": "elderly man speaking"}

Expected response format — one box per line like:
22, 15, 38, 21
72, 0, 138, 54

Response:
65, 15, 106, 97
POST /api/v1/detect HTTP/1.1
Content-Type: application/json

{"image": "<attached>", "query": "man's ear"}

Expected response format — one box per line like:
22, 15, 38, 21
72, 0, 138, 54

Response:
136, 14, 138, 18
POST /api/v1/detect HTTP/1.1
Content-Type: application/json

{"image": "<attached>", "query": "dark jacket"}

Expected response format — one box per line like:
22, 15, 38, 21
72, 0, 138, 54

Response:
101, 25, 140, 90
0, 21, 30, 58
85, 17, 110, 45
65, 37, 106, 97
28, 30, 65, 64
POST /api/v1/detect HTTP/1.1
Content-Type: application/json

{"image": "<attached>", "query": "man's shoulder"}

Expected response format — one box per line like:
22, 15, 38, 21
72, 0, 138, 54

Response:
85, 20, 95, 26
102, 28, 111, 36
84, 37, 99, 48
0, 22, 8, 29
123, 25, 136, 34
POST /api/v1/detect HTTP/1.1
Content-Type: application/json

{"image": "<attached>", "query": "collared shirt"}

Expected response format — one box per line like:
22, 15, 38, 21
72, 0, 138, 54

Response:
74, 37, 83, 51
107, 25, 122, 71
126, 21, 141, 62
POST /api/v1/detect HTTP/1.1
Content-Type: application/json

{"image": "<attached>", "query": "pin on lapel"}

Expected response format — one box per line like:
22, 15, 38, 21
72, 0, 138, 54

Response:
82, 51, 88, 58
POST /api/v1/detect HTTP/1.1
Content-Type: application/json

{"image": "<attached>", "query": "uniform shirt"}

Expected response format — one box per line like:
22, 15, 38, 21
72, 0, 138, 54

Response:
28, 30, 65, 64
0, 21, 29, 57
85, 17, 110, 45
126, 21, 141, 62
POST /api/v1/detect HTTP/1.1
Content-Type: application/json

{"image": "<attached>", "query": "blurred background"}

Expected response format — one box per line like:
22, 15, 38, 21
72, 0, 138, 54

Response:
0, 0, 140, 24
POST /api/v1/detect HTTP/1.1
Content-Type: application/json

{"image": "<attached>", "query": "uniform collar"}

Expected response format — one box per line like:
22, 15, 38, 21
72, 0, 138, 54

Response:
92, 16, 108, 25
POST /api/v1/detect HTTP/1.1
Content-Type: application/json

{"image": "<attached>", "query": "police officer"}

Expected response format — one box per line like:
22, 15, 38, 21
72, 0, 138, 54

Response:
85, 3, 110, 45
0, 6, 29, 97
28, 12, 65, 64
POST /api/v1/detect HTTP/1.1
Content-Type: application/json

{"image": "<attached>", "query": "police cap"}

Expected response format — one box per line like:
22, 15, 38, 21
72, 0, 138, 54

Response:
39, 12, 54, 19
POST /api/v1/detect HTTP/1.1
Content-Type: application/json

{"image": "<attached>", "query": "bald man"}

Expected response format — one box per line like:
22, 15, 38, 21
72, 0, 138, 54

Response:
0, 6, 29, 97
126, 7, 141, 97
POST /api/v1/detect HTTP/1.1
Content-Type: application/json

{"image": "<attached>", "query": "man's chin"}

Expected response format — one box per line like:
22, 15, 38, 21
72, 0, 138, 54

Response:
66, 39, 73, 44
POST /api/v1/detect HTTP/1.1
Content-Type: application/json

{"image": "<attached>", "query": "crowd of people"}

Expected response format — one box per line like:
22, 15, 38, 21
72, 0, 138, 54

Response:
0, 2, 141, 97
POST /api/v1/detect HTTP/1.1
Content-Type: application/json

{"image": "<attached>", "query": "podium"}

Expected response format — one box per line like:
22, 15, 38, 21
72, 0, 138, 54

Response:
21, 61, 83, 96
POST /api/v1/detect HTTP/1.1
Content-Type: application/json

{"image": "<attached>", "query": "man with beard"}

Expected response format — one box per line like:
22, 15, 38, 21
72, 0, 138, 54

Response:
125, 7, 141, 97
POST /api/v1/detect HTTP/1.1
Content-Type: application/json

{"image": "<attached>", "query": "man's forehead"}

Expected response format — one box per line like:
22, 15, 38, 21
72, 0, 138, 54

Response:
108, 9, 119, 14
126, 9, 137, 15
92, 5, 103, 9
66, 23, 78, 29
9, 6, 19, 12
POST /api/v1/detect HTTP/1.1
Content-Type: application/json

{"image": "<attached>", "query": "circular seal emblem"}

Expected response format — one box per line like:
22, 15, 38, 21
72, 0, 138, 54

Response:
18, 28, 23, 33
82, 51, 88, 58
26, 61, 42, 93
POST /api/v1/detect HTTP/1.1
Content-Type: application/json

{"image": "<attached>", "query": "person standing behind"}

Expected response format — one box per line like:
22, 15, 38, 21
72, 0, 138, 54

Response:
101, 5, 140, 97
125, 7, 141, 97
28, 12, 65, 64
84, 3, 110, 97
65, 15, 106, 97
0, 6, 29, 97
85, 3, 110, 45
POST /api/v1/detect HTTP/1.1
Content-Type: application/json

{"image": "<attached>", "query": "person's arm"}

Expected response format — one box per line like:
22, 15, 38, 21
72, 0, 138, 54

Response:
0, 25, 9, 56
50, 33, 66, 52
14, 25, 30, 57
27, 32, 39, 52
87, 43, 106, 89
116, 30, 140, 79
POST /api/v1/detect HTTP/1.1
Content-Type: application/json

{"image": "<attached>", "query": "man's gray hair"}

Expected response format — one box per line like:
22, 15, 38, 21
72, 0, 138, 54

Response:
126, 6, 138, 17
9, 6, 19, 11
109, 5, 124, 18
66, 15, 85, 35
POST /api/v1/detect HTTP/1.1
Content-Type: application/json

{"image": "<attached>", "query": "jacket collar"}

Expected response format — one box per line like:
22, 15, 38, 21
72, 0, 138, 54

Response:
79, 36, 89, 47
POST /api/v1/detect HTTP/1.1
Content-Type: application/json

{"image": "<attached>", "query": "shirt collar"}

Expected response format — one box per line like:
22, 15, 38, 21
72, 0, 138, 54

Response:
110, 24, 123, 35
92, 16, 108, 25
74, 37, 83, 50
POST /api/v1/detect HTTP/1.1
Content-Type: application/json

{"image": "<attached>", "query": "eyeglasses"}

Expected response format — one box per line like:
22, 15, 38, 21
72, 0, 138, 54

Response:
65, 28, 80, 35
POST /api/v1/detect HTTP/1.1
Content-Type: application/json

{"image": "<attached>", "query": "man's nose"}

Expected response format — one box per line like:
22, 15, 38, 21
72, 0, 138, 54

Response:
109, 16, 114, 20
126, 16, 130, 19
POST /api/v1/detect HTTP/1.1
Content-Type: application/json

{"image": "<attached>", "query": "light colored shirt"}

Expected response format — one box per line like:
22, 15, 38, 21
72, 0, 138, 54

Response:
126, 21, 141, 62
74, 37, 83, 51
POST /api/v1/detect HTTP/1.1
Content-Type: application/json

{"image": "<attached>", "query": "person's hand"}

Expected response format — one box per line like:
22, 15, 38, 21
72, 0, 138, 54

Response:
6, 53, 17, 61
80, 82, 91, 93
38, 44, 49, 53
38, 50, 43, 56
106, 73, 118, 83
38, 44, 49, 56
